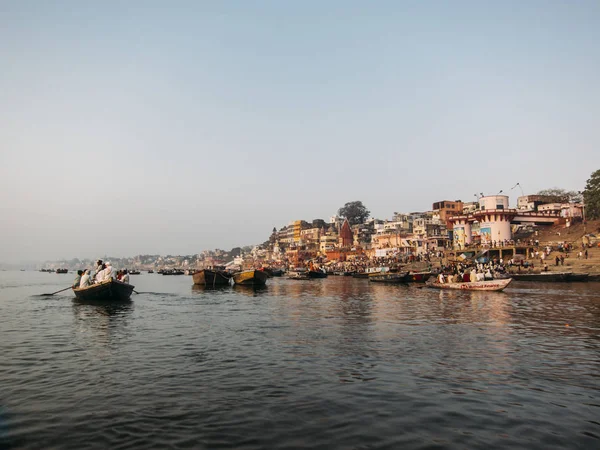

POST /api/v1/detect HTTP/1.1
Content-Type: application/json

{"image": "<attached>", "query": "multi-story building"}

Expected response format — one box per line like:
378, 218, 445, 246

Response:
432, 200, 463, 222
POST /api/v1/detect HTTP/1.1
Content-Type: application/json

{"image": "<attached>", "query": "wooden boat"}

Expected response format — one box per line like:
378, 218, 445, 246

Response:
73, 279, 135, 301
56, 268, 68, 274
369, 272, 410, 283
192, 269, 231, 286
263, 268, 284, 277
405, 272, 433, 283
147, 270, 154, 274
511, 272, 571, 282
129, 270, 141, 275
352, 272, 369, 279
232, 270, 268, 286
307, 270, 328, 279
427, 278, 512, 291
288, 271, 311, 280
566, 273, 589, 282
162, 269, 184, 275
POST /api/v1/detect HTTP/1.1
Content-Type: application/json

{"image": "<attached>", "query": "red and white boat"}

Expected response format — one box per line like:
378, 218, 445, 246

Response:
426, 278, 512, 292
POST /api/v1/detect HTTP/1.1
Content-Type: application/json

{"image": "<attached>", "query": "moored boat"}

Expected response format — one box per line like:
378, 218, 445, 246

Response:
369, 272, 410, 283
192, 269, 231, 286
232, 270, 269, 286
405, 271, 433, 283
566, 273, 589, 282
307, 270, 328, 279
511, 272, 571, 282
73, 279, 135, 301
427, 278, 512, 291
288, 271, 310, 280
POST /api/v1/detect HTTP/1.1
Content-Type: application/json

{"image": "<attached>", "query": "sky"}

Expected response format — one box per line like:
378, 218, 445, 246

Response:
1, 1, 599, 262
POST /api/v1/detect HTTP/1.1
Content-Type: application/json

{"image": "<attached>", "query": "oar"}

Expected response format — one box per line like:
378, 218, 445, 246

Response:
40, 286, 73, 296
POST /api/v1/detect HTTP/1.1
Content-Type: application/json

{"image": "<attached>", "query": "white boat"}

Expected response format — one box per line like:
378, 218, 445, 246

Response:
427, 278, 512, 292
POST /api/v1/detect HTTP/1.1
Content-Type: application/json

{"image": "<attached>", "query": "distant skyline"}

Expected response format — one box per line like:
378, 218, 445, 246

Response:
2, 1, 599, 262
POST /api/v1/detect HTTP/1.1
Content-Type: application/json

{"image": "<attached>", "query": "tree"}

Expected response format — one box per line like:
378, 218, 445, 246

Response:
338, 201, 370, 225
584, 169, 600, 220
536, 188, 582, 203
312, 219, 327, 229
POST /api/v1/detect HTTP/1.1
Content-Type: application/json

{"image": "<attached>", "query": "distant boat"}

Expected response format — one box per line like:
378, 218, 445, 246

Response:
427, 278, 512, 291
162, 269, 184, 276
147, 270, 154, 274
192, 269, 231, 286
404, 272, 433, 283
288, 271, 310, 280
232, 270, 268, 286
512, 272, 570, 282
56, 268, 68, 274
129, 270, 141, 275
307, 270, 327, 279
73, 279, 135, 301
369, 272, 410, 283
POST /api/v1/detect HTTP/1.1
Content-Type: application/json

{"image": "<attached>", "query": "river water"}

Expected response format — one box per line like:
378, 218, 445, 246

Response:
1, 271, 599, 449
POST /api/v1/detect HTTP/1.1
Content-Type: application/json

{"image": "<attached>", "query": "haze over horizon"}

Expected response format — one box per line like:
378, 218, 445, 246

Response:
2, 1, 599, 263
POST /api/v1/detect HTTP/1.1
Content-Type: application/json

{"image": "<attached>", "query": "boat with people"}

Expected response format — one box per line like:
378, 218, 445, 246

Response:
56, 268, 68, 274
232, 269, 269, 286
427, 278, 512, 291
192, 269, 232, 286
73, 278, 135, 301
128, 270, 141, 275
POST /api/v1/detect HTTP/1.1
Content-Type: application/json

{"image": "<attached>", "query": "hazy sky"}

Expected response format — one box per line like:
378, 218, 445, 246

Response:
1, 1, 599, 262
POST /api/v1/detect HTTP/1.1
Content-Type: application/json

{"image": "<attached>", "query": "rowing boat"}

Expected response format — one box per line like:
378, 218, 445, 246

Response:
73, 279, 135, 301
427, 278, 512, 291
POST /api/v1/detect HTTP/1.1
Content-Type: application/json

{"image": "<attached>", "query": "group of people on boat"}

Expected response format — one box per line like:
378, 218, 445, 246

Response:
72, 259, 130, 289
435, 260, 508, 284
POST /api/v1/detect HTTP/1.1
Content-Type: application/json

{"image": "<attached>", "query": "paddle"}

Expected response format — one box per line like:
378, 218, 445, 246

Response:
40, 286, 73, 296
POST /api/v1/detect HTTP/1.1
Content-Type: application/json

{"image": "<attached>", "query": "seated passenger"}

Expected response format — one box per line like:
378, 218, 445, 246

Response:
438, 273, 445, 283
72, 270, 83, 288
105, 262, 114, 280
79, 269, 92, 288
95, 264, 107, 283
121, 269, 130, 284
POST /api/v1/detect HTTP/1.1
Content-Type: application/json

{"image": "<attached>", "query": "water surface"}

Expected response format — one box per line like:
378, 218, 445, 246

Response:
1, 271, 599, 449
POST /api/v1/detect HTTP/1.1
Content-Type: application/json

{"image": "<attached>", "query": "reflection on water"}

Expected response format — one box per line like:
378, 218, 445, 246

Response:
72, 299, 133, 352
1, 272, 600, 450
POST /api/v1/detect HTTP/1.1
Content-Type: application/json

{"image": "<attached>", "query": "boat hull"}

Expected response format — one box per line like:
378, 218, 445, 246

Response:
73, 279, 134, 301
369, 272, 410, 283
427, 278, 512, 291
512, 272, 571, 282
307, 271, 328, 279
233, 270, 269, 286
192, 269, 231, 286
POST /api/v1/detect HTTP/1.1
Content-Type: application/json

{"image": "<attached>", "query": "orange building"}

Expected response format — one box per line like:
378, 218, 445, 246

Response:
432, 200, 463, 225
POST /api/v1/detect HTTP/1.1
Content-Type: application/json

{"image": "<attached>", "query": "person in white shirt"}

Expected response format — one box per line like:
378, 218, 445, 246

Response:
105, 262, 114, 280
80, 269, 92, 288
121, 269, 130, 284
95, 264, 107, 283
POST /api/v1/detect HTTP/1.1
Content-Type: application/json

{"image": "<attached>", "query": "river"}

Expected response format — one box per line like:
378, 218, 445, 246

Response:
1, 271, 599, 449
